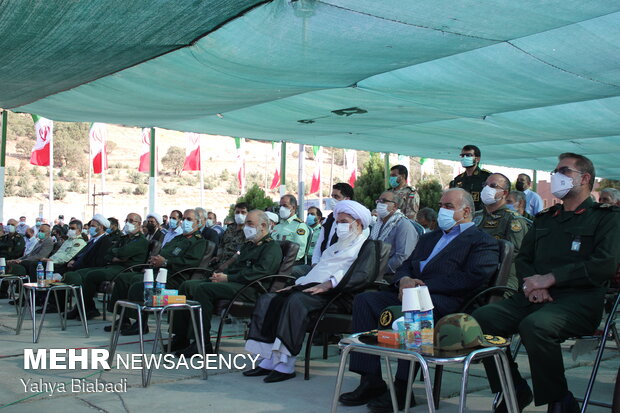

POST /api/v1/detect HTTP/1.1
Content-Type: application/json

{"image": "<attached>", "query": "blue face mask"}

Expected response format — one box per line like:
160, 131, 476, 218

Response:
182, 219, 194, 234
37, 232, 46, 240
306, 214, 316, 227
388, 176, 399, 188
105, 228, 113, 234
89, 227, 97, 237
437, 207, 463, 231
505, 203, 516, 212
168, 218, 178, 229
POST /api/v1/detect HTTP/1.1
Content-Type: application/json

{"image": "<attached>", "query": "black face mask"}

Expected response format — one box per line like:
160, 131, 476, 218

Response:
146, 223, 156, 234
515, 181, 526, 192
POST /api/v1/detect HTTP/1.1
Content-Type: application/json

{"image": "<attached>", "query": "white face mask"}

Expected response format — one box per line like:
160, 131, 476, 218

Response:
551, 172, 575, 199
279, 207, 291, 219
67, 229, 77, 238
206, 219, 214, 227
327, 198, 340, 210
437, 207, 463, 231
376, 202, 390, 218
243, 225, 257, 240
481, 185, 501, 205
336, 222, 356, 240
234, 213, 246, 225
370, 215, 378, 225
123, 223, 135, 235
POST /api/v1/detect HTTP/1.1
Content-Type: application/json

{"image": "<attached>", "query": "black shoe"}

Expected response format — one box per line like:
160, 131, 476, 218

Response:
494, 380, 533, 413
243, 367, 271, 377
121, 321, 149, 336
547, 391, 580, 413
339, 378, 387, 406
169, 336, 190, 352
174, 342, 199, 358
367, 380, 416, 413
85, 308, 101, 320
36, 305, 59, 314
104, 318, 130, 332
263, 370, 296, 383
0, 291, 9, 299
8, 299, 25, 306
65, 306, 80, 320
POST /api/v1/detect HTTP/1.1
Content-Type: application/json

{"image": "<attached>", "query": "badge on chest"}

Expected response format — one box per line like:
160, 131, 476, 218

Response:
571, 236, 581, 252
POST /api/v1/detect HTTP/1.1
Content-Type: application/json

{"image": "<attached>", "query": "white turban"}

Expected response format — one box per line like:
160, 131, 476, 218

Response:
92, 214, 110, 229
333, 200, 372, 229
147, 213, 163, 225
265, 211, 279, 224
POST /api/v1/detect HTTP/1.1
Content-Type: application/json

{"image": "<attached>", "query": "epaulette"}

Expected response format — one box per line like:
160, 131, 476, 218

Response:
194, 232, 202, 238
480, 168, 492, 174
536, 204, 561, 217
293, 217, 303, 223
594, 202, 620, 211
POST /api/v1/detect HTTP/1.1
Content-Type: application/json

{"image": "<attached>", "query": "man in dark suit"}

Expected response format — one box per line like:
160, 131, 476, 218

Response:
339, 188, 499, 412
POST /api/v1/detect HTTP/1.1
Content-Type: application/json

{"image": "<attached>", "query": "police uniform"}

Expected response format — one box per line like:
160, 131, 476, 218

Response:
271, 214, 309, 261
473, 197, 620, 406
388, 186, 420, 219
450, 166, 492, 210
305, 224, 322, 263
63, 232, 149, 310
171, 234, 283, 347
0, 233, 26, 260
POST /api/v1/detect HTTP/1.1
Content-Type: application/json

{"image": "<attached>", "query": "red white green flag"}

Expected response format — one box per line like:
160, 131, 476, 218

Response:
183, 133, 201, 171
138, 128, 151, 172
270, 141, 280, 189
30, 115, 53, 166
89, 123, 108, 174
309, 146, 322, 194
346, 149, 357, 188
235, 137, 245, 190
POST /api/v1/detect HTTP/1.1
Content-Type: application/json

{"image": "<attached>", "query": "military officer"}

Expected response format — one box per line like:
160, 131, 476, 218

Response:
170, 209, 282, 355
64, 213, 148, 319
473, 153, 620, 413
387, 165, 420, 219
272, 194, 309, 262
0, 218, 26, 260
450, 144, 492, 210
210, 202, 248, 269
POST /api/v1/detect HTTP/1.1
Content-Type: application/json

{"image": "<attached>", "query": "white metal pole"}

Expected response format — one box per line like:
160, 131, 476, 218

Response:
318, 147, 323, 211
48, 131, 53, 221
298, 144, 305, 220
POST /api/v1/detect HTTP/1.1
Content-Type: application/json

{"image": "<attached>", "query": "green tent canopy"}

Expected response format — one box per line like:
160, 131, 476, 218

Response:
3, 1, 620, 177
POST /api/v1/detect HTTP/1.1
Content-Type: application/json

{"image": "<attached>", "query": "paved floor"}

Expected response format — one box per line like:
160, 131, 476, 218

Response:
0, 296, 617, 412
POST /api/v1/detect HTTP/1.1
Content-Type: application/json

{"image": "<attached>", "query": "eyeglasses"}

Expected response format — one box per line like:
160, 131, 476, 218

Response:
551, 166, 581, 175
375, 198, 397, 204
459, 153, 475, 158
483, 182, 505, 190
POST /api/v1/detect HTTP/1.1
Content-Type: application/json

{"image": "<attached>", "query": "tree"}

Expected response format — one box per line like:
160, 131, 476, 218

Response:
227, 184, 277, 218
53, 122, 89, 168
354, 153, 386, 210
418, 179, 443, 211
598, 179, 620, 191
161, 146, 185, 176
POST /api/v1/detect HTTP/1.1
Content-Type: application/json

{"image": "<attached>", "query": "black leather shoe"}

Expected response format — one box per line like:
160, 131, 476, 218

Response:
367, 380, 416, 413
104, 318, 130, 332
36, 305, 59, 314
175, 342, 199, 358
169, 336, 190, 352
243, 367, 271, 377
339, 379, 387, 406
263, 370, 296, 383
85, 308, 101, 320
121, 321, 149, 336
65, 306, 80, 320
547, 391, 580, 413
494, 380, 533, 413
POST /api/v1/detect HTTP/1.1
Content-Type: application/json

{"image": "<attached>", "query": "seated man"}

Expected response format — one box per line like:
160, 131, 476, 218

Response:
473, 153, 620, 413
371, 191, 418, 276
7, 223, 54, 276
599, 187, 620, 207
209, 202, 248, 269
243, 201, 372, 383
64, 213, 148, 319
161, 209, 183, 247
506, 190, 535, 223
0, 218, 26, 260
339, 188, 499, 412
272, 194, 309, 264
170, 210, 282, 355
416, 207, 437, 233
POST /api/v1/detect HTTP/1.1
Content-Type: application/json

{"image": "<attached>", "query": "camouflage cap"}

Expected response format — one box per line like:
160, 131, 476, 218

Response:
435, 313, 509, 351
378, 306, 403, 330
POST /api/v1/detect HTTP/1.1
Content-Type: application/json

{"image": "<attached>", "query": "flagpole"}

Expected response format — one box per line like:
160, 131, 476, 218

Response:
199, 135, 204, 208
318, 147, 323, 211
279, 141, 286, 198
149, 128, 156, 214
297, 144, 305, 220
48, 127, 53, 221
101, 153, 106, 215
384, 152, 390, 188
87, 130, 92, 214
0, 110, 7, 224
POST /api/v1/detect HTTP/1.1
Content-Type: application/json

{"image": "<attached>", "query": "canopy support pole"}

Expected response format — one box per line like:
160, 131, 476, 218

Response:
532, 169, 538, 191
0, 111, 7, 224
297, 144, 305, 220
48, 128, 53, 221
384, 153, 390, 188
149, 128, 157, 214
279, 142, 286, 198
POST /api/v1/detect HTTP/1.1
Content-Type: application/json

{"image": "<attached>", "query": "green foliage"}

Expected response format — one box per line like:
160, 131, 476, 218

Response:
161, 146, 185, 176
128, 170, 146, 184
219, 169, 230, 181
29, 167, 43, 178
17, 186, 31, 197
32, 180, 45, 193
53, 183, 66, 200
5, 177, 15, 196
598, 179, 620, 190
17, 174, 30, 187
354, 153, 386, 210
133, 184, 147, 195
6, 113, 36, 139
121, 187, 132, 194
163, 187, 177, 195
227, 184, 276, 218
68, 179, 86, 194
6, 166, 17, 176
203, 174, 217, 190
53, 122, 89, 168
246, 171, 263, 188
418, 179, 443, 211
180, 175, 197, 186
15, 138, 33, 156
226, 180, 239, 195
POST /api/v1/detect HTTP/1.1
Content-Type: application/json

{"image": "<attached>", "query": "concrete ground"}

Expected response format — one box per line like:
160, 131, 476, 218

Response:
0, 295, 617, 413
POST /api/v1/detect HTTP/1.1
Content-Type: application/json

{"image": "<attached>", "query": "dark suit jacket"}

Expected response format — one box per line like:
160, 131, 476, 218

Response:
72, 235, 113, 270
393, 225, 499, 314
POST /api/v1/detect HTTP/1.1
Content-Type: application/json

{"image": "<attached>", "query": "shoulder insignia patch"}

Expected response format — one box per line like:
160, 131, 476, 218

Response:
574, 208, 586, 215
293, 217, 303, 223
408, 193, 416, 198
481, 169, 492, 174
194, 233, 202, 238
510, 220, 523, 232
594, 203, 619, 211
296, 228, 306, 236
74, 243, 81, 247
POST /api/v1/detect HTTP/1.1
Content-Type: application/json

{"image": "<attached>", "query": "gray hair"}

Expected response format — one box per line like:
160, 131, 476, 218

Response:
417, 207, 437, 222
382, 191, 402, 208
194, 207, 207, 226
509, 190, 526, 205
601, 188, 620, 203
250, 209, 270, 228
443, 188, 475, 212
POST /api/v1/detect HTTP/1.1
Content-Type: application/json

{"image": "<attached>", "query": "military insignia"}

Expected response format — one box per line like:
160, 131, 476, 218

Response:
293, 217, 303, 223
510, 221, 522, 232
456, 181, 463, 187
473, 216, 483, 226
194, 233, 202, 238
296, 228, 306, 236
74, 243, 81, 247
483, 220, 499, 228
172, 247, 182, 256
379, 309, 394, 328
483, 335, 509, 346
408, 193, 416, 198
471, 192, 480, 201
574, 208, 586, 215
494, 235, 501, 239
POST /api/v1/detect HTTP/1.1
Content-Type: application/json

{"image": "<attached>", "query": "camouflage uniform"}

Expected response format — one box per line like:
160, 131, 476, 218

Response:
214, 225, 245, 266
388, 186, 420, 220
450, 166, 492, 210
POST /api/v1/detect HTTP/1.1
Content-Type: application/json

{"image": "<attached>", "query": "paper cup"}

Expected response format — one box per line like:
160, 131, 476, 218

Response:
143, 269, 154, 282
417, 286, 434, 311
156, 268, 168, 284
402, 288, 421, 312
46, 261, 54, 272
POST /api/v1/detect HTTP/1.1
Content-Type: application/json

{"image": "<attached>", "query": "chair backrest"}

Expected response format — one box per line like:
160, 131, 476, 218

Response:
278, 240, 300, 276
333, 239, 387, 293
493, 239, 514, 288
374, 242, 394, 284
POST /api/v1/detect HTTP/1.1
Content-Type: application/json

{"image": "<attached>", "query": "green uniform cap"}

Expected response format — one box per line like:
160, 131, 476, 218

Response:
435, 313, 509, 350
378, 306, 403, 330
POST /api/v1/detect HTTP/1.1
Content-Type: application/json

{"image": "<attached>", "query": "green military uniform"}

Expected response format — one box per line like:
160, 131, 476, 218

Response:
473, 198, 620, 406
388, 186, 420, 219
272, 214, 309, 261
305, 224, 322, 263
172, 234, 283, 343
0, 233, 25, 260
450, 166, 492, 210
106, 229, 124, 250
213, 225, 245, 267
474, 205, 529, 291
64, 232, 149, 310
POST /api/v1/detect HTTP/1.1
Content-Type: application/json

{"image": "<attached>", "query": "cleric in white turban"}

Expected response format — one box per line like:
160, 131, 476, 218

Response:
243, 200, 373, 383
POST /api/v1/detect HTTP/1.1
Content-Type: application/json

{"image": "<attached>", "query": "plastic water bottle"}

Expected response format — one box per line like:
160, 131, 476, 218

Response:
143, 269, 154, 306
36, 262, 45, 287
154, 268, 167, 296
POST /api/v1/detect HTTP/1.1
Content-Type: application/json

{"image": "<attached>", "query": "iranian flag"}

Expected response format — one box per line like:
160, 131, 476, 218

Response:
270, 141, 280, 189
89, 123, 108, 174
346, 149, 357, 188
138, 128, 151, 172
30, 115, 53, 166
183, 133, 201, 171
235, 137, 245, 190
309, 146, 322, 194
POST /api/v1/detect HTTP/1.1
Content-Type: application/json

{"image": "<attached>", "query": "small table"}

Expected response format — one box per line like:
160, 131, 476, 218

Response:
107, 299, 207, 387
331, 333, 518, 413
16, 282, 90, 343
